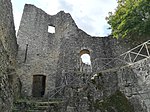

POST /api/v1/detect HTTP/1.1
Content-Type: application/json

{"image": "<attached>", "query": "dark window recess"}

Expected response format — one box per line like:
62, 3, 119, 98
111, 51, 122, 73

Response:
6, 68, 15, 84
8, 75, 13, 84
24, 44, 28, 63
32, 75, 46, 97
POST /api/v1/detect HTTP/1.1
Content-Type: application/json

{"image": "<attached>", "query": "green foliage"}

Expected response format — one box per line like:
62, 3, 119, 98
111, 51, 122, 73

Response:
107, 0, 150, 43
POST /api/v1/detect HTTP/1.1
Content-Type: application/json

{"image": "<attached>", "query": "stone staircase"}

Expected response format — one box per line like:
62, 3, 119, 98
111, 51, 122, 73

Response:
12, 98, 64, 112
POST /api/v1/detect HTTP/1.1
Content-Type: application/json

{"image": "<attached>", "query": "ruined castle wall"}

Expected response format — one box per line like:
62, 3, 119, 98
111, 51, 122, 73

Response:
95, 58, 150, 112
0, 0, 17, 61
0, 41, 13, 112
118, 58, 150, 112
17, 4, 56, 97
17, 4, 79, 97
57, 30, 116, 72
0, 0, 18, 111
55, 29, 117, 89
17, 4, 123, 98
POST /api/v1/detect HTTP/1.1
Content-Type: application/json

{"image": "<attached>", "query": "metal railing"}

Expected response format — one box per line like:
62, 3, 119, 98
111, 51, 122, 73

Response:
120, 40, 150, 63
47, 40, 150, 99
46, 40, 150, 111
99, 40, 150, 71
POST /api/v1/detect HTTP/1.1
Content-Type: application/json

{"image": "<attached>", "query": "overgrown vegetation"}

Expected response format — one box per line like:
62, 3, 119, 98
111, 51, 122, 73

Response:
106, 0, 150, 45
94, 90, 134, 112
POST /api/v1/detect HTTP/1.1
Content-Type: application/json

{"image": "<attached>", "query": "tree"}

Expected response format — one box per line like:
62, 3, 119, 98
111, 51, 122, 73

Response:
106, 0, 150, 45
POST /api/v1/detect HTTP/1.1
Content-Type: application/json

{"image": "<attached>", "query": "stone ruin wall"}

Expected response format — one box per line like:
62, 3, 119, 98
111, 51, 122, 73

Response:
17, 4, 122, 98
0, 0, 19, 111
91, 57, 150, 112
0, 1, 150, 112
119, 58, 150, 112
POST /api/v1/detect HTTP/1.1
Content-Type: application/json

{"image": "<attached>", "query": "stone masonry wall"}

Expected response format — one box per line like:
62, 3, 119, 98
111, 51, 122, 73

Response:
0, 0, 17, 61
17, 4, 60, 97
118, 58, 150, 112
0, 40, 13, 112
95, 57, 150, 112
17, 4, 121, 98
0, 0, 18, 111
0, 1, 149, 112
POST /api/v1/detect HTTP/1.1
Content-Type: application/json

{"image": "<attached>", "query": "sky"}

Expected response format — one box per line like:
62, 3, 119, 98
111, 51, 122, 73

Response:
11, 0, 118, 37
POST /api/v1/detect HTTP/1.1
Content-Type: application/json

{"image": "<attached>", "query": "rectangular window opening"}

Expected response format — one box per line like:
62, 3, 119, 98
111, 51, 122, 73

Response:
48, 26, 55, 33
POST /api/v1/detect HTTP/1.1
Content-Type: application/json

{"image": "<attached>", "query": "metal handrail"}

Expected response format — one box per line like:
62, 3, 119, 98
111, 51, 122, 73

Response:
98, 40, 150, 71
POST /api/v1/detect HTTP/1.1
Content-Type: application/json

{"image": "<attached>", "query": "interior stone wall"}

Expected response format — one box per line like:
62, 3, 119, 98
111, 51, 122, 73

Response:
0, 1, 149, 112
17, 4, 122, 98
97, 58, 150, 112
0, 0, 18, 111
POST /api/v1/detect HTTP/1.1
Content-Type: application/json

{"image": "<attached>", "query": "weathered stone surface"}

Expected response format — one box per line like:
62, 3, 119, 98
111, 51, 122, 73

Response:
16, 3, 150, 112
95, 58, 150, 112
0, 0, 18, 111
93, 90, 134, 112
119, 58, 150, 112
0, 40, 13, 112
0, 0, 17, 61
17, 4, 121, 98
1, 1, 149, 112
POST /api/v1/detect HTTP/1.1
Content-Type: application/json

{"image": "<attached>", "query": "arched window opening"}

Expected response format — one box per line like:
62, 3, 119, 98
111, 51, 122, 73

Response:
80, 49, 91, 65
32, 75, 46, 97
48, 26, 55, 33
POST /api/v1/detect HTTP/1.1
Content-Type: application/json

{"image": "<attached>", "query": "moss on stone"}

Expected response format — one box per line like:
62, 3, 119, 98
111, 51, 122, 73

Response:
98, 72, 103, 77
94, 90, 134, 112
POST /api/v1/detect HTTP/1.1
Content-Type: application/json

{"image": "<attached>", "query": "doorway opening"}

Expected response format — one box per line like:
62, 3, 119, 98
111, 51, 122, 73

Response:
32, 75, 46, 97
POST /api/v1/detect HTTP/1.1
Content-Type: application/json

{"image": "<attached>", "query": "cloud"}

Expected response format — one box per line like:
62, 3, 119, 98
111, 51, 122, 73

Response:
54, 0, 117, 36
11, 0, 118, 36
75, 16, 95, 34
102, 25, 112, 36
58, 0, 73, 12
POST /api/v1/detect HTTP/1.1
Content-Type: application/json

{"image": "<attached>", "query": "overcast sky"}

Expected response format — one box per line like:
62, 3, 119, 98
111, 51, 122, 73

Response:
11, 0, 118, 37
